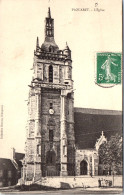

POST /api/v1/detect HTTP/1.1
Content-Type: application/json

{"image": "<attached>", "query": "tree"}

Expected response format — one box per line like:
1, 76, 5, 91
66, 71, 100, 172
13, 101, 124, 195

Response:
98, 134, 122, 185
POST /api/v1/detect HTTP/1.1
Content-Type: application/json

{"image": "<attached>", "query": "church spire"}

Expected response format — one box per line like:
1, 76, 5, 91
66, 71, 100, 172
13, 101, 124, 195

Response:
41, 7, 59, 52
48, 7, 51, 18
45, 7, 54, 38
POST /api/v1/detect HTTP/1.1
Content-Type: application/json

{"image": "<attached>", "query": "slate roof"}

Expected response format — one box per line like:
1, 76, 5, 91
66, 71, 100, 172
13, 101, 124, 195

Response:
0, 158, 17, 170
74, 107, 122, 150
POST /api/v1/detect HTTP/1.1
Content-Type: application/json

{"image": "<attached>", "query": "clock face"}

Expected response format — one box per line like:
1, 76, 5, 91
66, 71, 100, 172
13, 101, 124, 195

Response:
49, 109, 54, 115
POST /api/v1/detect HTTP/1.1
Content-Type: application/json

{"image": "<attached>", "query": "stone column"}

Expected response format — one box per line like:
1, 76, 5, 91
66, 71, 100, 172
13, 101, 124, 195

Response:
87, 157, 90, 176
92, 153, 95, 176
35, 87, 41, 137
60, 90, 68, 176
34, 86, 42, 180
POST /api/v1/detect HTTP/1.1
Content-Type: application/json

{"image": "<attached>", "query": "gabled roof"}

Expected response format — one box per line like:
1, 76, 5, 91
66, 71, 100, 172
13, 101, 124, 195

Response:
0, 158, 18, 170
74, 107, 122, 150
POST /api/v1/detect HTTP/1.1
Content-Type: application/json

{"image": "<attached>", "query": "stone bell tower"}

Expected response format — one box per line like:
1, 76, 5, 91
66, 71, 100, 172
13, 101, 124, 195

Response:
23, 7, 75, 180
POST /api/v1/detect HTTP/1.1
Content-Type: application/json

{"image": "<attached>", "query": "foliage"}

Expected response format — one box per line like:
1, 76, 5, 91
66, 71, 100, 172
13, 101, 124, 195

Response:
98, 133, 122, 174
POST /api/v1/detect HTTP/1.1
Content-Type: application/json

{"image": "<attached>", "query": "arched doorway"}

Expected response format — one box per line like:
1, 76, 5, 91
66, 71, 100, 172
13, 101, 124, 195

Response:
80, 160, 88, 175
46, 150, 56, 165
46, 150, 57, 176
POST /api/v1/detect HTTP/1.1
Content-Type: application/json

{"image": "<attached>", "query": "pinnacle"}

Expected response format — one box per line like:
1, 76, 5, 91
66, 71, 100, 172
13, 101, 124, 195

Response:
36, 37, 39, 47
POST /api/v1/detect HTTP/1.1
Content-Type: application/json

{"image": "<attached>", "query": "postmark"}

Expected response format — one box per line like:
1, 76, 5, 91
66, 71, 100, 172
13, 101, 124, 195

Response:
96, 52, 121, 86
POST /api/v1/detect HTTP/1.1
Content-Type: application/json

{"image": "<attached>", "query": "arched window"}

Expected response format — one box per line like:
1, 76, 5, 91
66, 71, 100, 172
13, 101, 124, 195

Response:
46, 151, 56, 165
49, 65, 53, 82
50, 103, 53, 109
37, 145, 41, 155
49, 130, 53, 142
49, 46, 51, 52
49, 46, 54, 52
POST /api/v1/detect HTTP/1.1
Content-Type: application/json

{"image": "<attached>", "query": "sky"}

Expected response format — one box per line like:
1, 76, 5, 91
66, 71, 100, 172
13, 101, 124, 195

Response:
0, 0, 122, 154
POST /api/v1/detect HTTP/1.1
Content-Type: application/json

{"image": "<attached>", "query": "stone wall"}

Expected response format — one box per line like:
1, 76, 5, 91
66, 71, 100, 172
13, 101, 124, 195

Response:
33, 57, 72, 85
40, 176, 123, 188
75, 149, 99, 176
41, 88, 61, 176
23, 21, 74, 178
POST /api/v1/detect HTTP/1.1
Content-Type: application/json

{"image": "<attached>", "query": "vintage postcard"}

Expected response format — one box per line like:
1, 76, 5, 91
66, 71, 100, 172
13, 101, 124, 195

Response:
0, 0, 122, 194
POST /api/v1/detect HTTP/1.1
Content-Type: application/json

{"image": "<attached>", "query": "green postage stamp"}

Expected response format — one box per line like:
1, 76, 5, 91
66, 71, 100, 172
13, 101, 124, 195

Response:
96, 52, 121, 84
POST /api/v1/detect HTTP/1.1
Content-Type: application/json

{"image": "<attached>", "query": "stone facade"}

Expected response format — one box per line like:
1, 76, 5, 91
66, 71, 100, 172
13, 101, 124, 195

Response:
75, 132, 107, 176
75, 149, 99, 176
23, 8, 75, 181
22, 7, 122, 181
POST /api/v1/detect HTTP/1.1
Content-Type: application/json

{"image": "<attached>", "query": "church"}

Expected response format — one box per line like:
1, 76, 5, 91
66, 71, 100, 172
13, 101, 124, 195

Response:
22, 8, 122, 181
